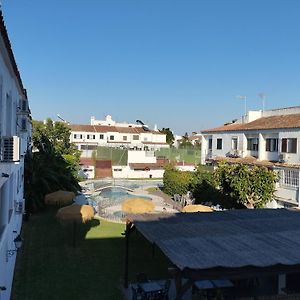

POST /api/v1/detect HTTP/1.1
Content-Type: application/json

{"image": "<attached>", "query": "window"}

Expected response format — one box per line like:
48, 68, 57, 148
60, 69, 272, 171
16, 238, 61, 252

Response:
123, 136, 127, 141
109, 135, 114, 141
266, 138, 278, 152
216, 138, 222, 150
247, 138, 259, 151
281, 138, 297, 153
87, 134, 95, 140
208, 138, 213, 150
279, 169, 299, 187
231, 138, 238, 150
99, 134, 104, 139
133, 135, 139, 140
74, 134, 83, 139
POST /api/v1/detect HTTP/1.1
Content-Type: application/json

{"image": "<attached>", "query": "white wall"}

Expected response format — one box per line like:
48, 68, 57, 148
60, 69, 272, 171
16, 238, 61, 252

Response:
128, 150, 156, 163
112, 166, 164, 179
0, 23, 30, 300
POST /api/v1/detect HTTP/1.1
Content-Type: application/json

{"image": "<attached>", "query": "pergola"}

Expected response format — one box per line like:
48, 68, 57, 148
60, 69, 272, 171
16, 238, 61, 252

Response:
124, 209, 300, 299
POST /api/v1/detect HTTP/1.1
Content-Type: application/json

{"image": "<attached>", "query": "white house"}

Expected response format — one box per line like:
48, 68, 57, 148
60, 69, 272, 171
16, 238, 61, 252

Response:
201, 106, 300, 208
69, 115, 169, 158
0, 11, 31, 300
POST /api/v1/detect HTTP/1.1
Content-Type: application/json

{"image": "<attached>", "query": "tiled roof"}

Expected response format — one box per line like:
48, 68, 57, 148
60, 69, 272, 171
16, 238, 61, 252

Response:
142, 141, 168, 145
69, 124, 162, 134
0, 11, 25, 95
202, 113, 300, 133
107, 140, 130, 143
211, 156, 300, 169
79, 158, 93, 165
129, 162, 166, 168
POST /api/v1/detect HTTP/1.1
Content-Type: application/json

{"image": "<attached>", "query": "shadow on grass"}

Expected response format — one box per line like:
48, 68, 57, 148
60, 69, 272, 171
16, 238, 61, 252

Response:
12, 210, 171, 300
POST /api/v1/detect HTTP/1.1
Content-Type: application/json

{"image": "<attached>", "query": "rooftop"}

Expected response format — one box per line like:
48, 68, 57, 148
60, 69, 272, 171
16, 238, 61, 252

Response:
202, 113, 300, 133
128, 209, 300, 279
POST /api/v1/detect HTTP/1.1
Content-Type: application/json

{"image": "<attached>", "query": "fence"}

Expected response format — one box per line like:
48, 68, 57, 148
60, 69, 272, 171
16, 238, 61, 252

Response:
155, 147, 201, 165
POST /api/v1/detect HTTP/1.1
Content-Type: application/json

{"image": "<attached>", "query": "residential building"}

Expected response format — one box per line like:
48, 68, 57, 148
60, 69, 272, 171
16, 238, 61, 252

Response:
0, 11, 31, 300
69, 115, 169, 158
201, 106, 300, 208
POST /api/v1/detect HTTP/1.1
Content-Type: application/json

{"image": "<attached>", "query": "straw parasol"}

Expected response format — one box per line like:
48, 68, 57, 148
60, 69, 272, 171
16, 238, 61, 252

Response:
122, 198, 155, 214
56, 204, 94, 247
56, 204, 94, 223
181, 204, 213, 213
44, 190, 75, 206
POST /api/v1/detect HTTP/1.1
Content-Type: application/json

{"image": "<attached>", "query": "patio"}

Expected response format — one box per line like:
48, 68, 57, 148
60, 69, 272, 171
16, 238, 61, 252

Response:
125, 209, 300, 299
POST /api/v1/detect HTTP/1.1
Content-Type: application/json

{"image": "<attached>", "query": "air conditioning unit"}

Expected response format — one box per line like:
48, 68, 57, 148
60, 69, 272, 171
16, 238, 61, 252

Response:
1, 136, 20, 162
278, 153, 287, 163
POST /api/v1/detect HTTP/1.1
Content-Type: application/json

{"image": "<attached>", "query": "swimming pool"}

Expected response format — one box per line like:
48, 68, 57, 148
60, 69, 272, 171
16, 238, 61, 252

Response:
90, 187, 152, 208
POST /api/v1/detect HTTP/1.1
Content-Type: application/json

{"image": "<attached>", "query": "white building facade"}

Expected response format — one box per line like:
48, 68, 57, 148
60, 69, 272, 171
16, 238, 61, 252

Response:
201, 107, 300, 208
0, 12, 31, 300
70, 115, 169, 157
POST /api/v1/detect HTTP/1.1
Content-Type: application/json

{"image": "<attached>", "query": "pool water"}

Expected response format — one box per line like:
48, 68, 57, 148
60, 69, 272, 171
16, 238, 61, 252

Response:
90, 187, 152, 208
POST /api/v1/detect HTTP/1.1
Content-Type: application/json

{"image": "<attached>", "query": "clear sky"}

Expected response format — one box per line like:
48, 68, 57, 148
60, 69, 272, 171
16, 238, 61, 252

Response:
3, 0, 300, 135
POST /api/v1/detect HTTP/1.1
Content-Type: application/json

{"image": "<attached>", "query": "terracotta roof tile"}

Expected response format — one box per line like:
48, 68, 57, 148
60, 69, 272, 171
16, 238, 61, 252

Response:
129, 162, 166, 168
69, 124, 161, 134
211, 156, 300, 169
202, 114, 300, 133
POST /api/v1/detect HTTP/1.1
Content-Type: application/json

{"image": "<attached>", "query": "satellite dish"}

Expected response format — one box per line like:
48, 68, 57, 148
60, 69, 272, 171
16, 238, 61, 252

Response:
136, 120, 145, 125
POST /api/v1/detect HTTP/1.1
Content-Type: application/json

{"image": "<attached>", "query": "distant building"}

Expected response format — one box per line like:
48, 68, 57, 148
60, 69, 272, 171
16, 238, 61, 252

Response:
0, 11, 32, 300
201, 106, 300, 208
69, 115, 169, 158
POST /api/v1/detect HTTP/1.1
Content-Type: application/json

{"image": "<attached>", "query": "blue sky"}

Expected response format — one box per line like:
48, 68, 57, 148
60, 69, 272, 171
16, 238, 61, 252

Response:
3, 1, 300, 135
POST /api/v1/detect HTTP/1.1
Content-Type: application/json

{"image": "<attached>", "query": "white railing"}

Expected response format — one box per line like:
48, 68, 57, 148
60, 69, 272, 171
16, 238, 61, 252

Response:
279, 168, 299, 188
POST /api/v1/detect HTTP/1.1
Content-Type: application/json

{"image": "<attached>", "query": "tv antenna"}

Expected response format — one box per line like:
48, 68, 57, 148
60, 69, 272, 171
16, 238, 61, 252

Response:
57, 114, 70, 124
258, 93, 266, 112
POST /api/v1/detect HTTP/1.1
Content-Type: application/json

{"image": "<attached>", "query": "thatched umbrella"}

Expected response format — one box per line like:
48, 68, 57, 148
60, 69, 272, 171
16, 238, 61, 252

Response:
56, 204, 94, 246
45, 190, 75, 206
122, 198, 155, 214
181, 204, 213, 213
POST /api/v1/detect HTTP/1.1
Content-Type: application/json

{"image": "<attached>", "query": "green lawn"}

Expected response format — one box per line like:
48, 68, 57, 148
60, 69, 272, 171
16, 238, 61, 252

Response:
12, 210, 170, 300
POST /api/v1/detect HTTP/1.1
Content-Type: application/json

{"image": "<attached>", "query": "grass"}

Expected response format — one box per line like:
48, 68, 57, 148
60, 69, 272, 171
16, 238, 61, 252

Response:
12, 209, 170, 300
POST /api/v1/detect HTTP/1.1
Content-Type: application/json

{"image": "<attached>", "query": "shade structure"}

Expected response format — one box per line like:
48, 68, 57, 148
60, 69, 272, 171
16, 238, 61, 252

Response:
44, 190, 75, 206
181, 204, 213, 213
56, 204, 94, 224
122, 198, 155, 214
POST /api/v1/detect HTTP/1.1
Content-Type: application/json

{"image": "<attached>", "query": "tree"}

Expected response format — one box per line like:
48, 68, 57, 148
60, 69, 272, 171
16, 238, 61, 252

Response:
24, 119, 81, 212
32, 119, 77, 156
214, 162, 278, 208
159, 128, 175, 146
163, 163, 193, 195
178, 132, 193, 149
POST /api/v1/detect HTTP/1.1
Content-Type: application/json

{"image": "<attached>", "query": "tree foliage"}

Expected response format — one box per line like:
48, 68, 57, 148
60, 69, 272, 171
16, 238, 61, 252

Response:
163, 161, 277, 209
25, 119, 81, 213
178, 132, 193, 149
214, 162, 278, 208
163, 163, 193, 195
159, 128, 175, 146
